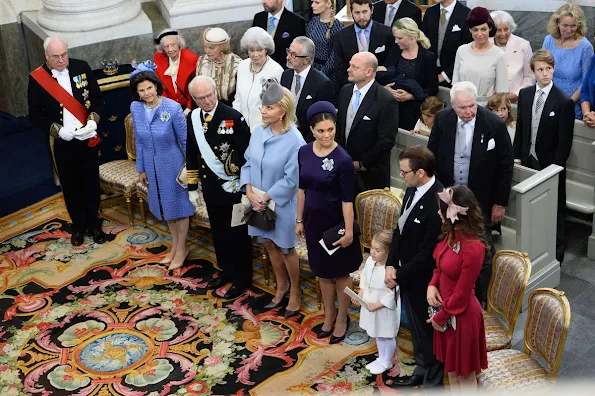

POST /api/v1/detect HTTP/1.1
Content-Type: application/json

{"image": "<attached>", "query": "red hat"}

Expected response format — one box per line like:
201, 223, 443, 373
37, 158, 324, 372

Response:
465, 7, 496, 36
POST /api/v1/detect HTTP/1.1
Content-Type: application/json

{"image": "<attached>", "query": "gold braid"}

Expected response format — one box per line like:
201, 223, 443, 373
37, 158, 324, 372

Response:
326, 0, 336, 41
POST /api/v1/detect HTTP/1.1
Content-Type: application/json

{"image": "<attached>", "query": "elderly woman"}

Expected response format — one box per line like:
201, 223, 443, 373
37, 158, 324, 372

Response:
452, 7, 508, 102
489, 10, 534, 103
240, 80, 305, 317
194, 27, 242, 107
233, 27, 284, 131
130, 61, 194, 270
580, 55, 595, 127
307, 0, 343, 85
543, 3, 594, 119
153, 29, 199, 110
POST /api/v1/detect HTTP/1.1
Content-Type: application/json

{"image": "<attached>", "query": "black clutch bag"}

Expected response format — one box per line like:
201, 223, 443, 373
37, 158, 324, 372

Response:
242, 206, 276, 231
428, 305, 450, 331
322, 221, 360, 248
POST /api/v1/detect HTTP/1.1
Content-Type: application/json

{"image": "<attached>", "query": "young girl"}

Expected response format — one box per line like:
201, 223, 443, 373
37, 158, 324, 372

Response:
412, 96, 444, 136
486, 93, 516, 142
354, 230, 401, 375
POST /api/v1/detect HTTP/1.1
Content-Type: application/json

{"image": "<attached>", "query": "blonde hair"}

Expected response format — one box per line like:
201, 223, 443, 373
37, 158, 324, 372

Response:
326, 0, 337, 40
392, 17, 431, 49
262, 88, 297, 134
372, 230, 393, 252
547, 3, 587, 40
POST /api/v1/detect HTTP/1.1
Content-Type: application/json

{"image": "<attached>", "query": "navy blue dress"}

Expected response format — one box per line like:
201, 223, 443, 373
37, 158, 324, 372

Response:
298, 143, 362, 279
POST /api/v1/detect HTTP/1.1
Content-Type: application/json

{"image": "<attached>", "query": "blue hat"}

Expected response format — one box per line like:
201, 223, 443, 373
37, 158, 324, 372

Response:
307, 101, 337, 121
130, 59, 157, 79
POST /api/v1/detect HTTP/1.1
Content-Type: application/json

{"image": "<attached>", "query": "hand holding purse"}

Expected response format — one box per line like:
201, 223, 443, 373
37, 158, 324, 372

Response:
322, 221, 360, 249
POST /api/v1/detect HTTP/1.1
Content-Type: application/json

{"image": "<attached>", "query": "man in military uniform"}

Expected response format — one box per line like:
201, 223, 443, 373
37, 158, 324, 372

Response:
186, 76, 253, 299
28, 36, 106, 247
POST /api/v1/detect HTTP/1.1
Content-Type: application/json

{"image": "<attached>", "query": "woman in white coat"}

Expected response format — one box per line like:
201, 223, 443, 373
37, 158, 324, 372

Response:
233, 27, 284, 131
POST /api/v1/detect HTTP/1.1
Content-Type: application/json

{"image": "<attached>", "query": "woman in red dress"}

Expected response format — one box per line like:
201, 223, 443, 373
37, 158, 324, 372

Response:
427, 186, 488, 391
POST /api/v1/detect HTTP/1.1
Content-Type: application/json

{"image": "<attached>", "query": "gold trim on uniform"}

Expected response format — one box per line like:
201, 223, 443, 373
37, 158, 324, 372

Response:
187, 170, 199, 185
88, 112, 100, 123
224, 150, 239, 176
50, 122, 61, 138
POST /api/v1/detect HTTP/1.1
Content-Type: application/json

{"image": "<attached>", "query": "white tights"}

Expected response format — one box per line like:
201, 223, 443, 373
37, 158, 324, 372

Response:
376, 337, 396, 366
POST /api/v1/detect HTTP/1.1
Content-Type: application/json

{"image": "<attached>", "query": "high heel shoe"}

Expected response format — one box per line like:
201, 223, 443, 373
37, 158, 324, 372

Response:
264, 286, 290, 309
168, 249, 189, 271
329, 316, 350, 345
317, 315, 337, 338
284, 289, 303, 318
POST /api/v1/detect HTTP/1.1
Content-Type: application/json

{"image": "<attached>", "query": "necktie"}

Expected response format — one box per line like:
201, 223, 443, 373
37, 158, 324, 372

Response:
458, 122, 468, 151
534, 90, 545, 115
440, 8, 447, 27
359, 29, 368, 51
387, 6, 396, 27
294, 74, 301, 96
352, 89, 361, 111
405, 188, 417, 210
268, 16, 276, 35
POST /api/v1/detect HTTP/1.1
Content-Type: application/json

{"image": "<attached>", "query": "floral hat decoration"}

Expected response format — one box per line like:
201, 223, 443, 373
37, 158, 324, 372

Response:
130, 59, 157, 79
437, 188, 469, 223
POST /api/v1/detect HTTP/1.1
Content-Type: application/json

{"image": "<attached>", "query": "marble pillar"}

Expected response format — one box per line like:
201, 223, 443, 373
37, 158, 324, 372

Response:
157, 0, 262, 29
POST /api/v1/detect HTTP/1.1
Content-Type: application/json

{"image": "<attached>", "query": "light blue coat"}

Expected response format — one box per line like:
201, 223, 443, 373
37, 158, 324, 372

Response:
240, 124, 306, 248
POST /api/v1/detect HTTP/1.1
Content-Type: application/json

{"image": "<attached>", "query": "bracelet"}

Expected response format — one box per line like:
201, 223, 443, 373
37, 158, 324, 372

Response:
296, 219, 303, 223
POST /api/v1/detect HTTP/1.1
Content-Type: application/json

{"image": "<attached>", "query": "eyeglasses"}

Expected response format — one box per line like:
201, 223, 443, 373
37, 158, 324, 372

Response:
193, 91, 216, 101
49, 52, 68, 61
286, 48, 308, 59
400, 169, 417, 177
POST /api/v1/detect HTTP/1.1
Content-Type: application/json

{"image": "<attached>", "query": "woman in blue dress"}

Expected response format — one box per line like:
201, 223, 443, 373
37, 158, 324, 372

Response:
240, 80, 306, 317
307, 0, 343, 87
580, 54, 595, 127
296, 101, 362, 344
130, 61, 195, 270
542, 3, 594, 119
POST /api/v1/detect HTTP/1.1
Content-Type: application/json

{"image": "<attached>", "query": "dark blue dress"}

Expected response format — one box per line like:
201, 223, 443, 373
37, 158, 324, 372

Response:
298, 143, 362, 279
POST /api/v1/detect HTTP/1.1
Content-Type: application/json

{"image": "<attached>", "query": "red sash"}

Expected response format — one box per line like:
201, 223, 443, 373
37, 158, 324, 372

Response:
30, 66, 101, 147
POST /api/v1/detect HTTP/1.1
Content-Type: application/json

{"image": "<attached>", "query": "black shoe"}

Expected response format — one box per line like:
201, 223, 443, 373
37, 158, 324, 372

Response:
207, 276, 230, 289
264, 286, 290, 309
393, 375, 424, 387
317, 315, 337, 338
284, 289, 303, 318
71, 231, 84, 246
329, 316, 350, 344
222, 284, 249, 299
92, 228, 106, 244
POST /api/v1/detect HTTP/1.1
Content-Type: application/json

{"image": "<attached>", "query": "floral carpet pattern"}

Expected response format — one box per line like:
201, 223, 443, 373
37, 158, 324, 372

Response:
0, 194, 415, 395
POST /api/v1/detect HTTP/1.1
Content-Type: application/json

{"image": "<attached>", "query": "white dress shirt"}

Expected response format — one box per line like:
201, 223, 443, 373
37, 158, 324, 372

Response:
530, 81, 553, 159
51, 68, 82, 131
291, 65, 311, 101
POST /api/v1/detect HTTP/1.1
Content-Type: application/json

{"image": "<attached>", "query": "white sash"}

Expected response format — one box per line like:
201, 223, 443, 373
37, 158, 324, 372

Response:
191, 109, 240, 193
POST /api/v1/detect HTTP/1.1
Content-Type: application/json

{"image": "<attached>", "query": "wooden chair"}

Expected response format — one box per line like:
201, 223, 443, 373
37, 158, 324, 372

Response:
98, 113, 138, 225
478, 288, 571, 391
484, 250, 531, 351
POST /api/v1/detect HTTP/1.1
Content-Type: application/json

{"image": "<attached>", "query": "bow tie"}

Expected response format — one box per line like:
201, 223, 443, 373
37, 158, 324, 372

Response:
51, 69, 69, 78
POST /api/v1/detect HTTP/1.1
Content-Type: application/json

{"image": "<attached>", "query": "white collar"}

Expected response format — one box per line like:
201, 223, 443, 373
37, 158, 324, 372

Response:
268, 7, 284, 20
353, 79, 375, 97
457, 116, 476, 128
295, 65, 311, 79
388, 1, 401, 10
203, 101, 219, 118
416, 176, 436, 197
441, 0, 457, 15
51, 68, 69, 77
536, 81, 554, 96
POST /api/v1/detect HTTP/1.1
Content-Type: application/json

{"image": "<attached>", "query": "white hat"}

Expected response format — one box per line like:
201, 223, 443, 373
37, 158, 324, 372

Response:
204, 27, 230, 44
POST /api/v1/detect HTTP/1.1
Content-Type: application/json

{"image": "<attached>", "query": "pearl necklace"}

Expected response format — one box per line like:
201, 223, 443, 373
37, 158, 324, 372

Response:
250, 57, 268, 74
144, 96, 162, 109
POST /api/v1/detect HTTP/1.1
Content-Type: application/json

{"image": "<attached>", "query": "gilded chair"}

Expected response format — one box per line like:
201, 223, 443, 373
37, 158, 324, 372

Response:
98, 113, 138, 225
484, 250, 531, 351
478, 288, 571, 391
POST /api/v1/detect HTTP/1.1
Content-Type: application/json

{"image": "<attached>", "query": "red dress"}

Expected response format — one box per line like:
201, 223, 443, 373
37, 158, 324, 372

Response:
430, 232, 488, 377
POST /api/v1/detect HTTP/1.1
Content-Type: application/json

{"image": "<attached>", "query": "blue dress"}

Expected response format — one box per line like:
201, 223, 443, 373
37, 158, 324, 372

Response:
240, 124, 306, 249
298, 143, 362, 279
306, 15, 344, 87
132, 97, 195, 221
580, 54, 595, 115
543, 35, 594, 119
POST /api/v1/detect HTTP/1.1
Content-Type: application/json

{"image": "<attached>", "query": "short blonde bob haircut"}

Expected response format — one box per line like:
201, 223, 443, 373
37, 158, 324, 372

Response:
547, 3, 587, 40
262, 87, 297, 134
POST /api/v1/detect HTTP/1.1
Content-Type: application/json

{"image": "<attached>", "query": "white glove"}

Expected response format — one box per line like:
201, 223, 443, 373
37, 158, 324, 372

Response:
58, 127, 75, 141
86, 120, 97, 132
188, 190, 201, 208
73, 120, 97, 137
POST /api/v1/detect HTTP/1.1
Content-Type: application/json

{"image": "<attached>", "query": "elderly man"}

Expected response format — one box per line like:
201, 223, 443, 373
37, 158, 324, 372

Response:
428, 81, 513, 305
186, 76, 253, 299
28, 36, 105, 247
372, 0, 422, 28
252, 0, 306, 69
336, 52, 399, 196
280, 36, 335, 141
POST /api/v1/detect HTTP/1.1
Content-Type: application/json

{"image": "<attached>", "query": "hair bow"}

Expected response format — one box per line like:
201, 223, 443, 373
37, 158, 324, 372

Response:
130, 59, 157, 79
437, 188, 468, 223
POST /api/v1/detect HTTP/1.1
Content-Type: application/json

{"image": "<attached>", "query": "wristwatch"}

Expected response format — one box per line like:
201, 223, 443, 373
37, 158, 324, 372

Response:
296, 219, 303, 223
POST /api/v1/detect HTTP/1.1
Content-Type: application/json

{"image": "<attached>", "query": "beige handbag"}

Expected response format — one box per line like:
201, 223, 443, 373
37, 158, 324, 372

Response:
177, 163, 187, 188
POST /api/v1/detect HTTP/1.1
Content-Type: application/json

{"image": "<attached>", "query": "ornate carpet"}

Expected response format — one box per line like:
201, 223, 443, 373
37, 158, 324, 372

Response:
0, 194, 416, 395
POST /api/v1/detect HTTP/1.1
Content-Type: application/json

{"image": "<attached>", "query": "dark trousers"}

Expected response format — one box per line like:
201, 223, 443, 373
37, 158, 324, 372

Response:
204, 203, 253, 287
402, 289, 444, 386
53, 139, 101, 233
475, 218, 496, 305
528, 155, 566, 262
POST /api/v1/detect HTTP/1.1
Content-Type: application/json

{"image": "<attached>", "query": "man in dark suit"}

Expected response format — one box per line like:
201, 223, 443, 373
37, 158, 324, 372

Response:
252, 0, 306, 69
186, 76, 253, 299
333, 0, 394, 88
336, 52, 399, 195
428, 81, 513, 305
281, 36, 335, 142
28, 36, 106, 247
385, 145, 444, 387
420, 0, 472, 87
372, 0, 422, 28
514, 50, 575, 263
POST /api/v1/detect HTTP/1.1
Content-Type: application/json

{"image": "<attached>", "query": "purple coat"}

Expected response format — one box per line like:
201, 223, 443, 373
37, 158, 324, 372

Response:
132, 97, 194, 220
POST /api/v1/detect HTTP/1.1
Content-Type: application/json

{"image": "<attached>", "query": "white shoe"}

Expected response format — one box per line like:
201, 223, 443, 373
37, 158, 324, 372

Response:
368, 359, 392, 375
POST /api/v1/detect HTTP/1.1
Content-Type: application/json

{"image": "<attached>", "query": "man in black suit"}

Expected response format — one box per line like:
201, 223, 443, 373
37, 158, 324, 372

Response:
252, 0, 306, 69
385, 145, 444, 387
420, 0, 472, 87
428, 81, 513, 305
333, 0, 394, 88
336, 52, 399, 195
186, 76, 253, 299
281, 36, 335, 142
514, 50, 575, 263
372, 0, 422, 28
28, 36, 106, 247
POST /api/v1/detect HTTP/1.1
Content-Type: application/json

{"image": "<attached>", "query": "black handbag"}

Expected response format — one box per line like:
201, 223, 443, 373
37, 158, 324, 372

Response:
322, 221, 360, 248
242, 206, 276, 231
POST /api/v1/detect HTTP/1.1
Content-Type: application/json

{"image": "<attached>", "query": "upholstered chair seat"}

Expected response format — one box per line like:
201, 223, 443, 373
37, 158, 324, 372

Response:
479, 349, 551, 391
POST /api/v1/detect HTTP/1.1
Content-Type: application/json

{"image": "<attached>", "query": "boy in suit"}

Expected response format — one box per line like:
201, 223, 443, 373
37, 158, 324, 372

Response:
514, 49, 575, 263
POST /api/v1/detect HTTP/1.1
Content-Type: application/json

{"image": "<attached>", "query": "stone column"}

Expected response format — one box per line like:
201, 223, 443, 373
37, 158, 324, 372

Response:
157, 0, 262, 29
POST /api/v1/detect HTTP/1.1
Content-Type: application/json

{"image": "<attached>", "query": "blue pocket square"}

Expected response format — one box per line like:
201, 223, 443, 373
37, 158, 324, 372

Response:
282, 32, 290, 38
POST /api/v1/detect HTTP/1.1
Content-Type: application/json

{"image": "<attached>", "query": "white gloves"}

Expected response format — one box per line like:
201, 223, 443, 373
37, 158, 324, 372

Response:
73, 120, 98, 140
188, 190, 201, 208
58, 127, 75, 141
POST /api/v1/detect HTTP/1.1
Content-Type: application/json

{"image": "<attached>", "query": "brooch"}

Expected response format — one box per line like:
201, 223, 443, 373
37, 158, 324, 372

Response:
82, 89, 89, 100
321, 158, 334, 172
160, 111, 170, 122
453, 241, 461, 254
84, 100, 91, 109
